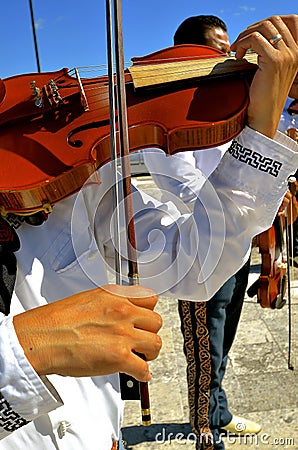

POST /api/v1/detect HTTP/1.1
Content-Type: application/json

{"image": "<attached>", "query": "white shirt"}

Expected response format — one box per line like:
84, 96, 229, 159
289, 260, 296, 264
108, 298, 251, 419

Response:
144, 141, 230, 208
0, 126, 297, 449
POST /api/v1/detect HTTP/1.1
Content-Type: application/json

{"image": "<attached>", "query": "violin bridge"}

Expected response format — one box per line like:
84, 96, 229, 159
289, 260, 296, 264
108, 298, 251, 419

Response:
75, 68, 89, 111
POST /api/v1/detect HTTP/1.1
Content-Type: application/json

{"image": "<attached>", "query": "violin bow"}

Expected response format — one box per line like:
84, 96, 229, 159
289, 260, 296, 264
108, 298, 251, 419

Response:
285, 173, 297, 371
284, 123, 298, 371
283, 121, 298, 371
106, 6, 214, 444
105, 0, 151, 426
106, 0, 122, 283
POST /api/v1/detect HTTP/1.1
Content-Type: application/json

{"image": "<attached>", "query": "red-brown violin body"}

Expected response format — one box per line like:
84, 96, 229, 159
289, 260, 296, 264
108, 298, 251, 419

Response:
0, 44, 256, 215
256, 217, 287, 309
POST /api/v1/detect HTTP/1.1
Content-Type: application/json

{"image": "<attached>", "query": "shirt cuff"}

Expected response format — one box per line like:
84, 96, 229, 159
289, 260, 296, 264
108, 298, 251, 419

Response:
0, 315, 63, 421
243, 126, 298, 155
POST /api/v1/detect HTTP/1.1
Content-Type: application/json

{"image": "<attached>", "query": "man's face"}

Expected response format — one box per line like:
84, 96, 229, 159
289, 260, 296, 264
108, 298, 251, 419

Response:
204, 27, 231, 55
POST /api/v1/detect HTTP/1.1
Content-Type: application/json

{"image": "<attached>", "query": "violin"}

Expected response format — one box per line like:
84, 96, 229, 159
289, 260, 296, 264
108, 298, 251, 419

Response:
247, 186, 298, 309
0, 44, 257, 216
247, 166, 297, 310
255, 216, 287, 309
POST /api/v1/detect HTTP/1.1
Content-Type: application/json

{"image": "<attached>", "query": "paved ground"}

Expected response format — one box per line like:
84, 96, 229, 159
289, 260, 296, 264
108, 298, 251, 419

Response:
121, 176, 298, 450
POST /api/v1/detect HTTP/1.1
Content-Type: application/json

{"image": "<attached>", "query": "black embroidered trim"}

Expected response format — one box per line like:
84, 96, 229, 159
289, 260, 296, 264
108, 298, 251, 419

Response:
0, 392, 29, 432
228, 140, 282, 177
3, 214, 25, 230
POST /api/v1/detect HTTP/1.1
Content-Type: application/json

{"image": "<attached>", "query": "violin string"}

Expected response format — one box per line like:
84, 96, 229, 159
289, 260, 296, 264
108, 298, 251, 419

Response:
67, 52, 228, 74
60, 51, 255, 88
46, 49, 257, 101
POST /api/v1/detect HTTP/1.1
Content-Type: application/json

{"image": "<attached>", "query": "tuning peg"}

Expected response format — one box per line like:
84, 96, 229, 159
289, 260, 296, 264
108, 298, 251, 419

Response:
30, 80, 43, 108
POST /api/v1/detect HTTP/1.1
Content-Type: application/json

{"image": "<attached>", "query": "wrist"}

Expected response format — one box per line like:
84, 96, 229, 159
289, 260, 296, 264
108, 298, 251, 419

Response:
13, 311, 52, 376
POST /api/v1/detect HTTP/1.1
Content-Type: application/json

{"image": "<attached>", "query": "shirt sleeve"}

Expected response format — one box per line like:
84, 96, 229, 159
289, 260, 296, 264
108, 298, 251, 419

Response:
143, 148, 204, 207
116, 126, 298, 301
143, 143, 229, 208
0, 314, 63, 439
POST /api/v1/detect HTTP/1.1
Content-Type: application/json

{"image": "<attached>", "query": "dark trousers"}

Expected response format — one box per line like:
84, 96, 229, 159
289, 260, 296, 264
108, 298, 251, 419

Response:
178, 259, 250, 449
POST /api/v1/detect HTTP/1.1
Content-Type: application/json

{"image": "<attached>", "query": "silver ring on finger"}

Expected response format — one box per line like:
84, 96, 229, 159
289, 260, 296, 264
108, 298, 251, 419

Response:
269, 33, 283, 46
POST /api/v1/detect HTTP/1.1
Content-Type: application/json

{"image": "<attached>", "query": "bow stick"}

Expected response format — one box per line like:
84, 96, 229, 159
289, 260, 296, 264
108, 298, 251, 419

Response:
106, 0, 122, 283
105, 0, 151, 426
285, 174, 297, 371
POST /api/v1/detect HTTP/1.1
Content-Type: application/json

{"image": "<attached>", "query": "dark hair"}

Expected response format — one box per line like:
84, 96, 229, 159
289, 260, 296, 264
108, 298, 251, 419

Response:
173, 15, 227, 45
